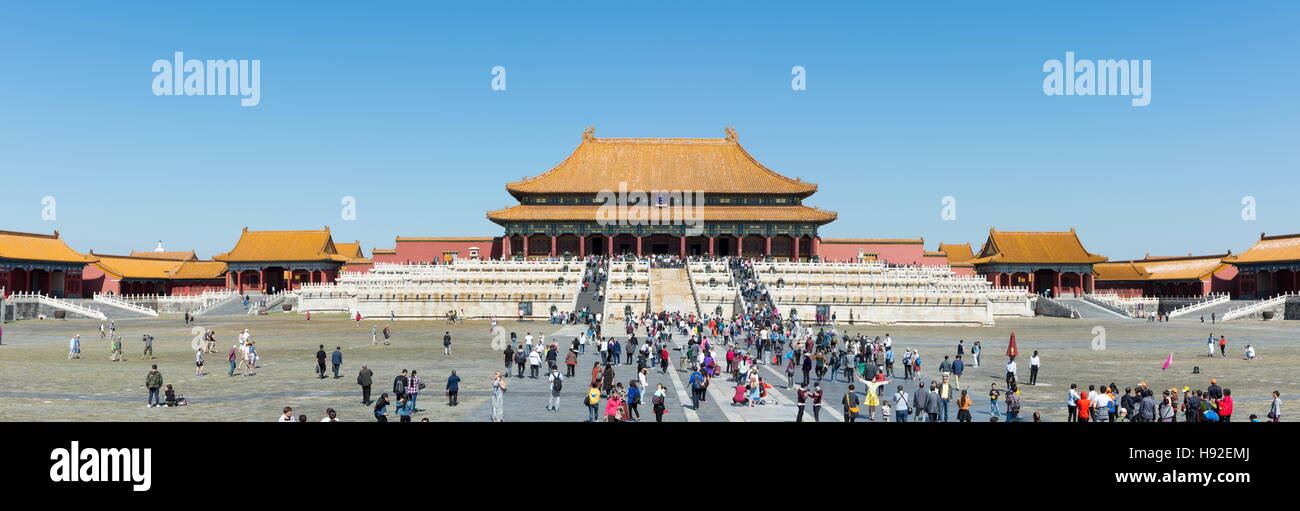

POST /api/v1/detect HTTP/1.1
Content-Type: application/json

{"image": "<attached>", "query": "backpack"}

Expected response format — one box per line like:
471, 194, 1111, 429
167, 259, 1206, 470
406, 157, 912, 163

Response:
552, 375, 563, 392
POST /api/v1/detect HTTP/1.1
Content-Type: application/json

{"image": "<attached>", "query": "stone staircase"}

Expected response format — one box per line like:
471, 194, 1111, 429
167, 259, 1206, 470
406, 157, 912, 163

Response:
1189, 299, 1253, 321
1222, 292, 1296, 321
7, 292, 108, 321
91, 293, 159, 318
195, 292, 256, 317
649, 268, 697, 314
1059, 298, 1130, 319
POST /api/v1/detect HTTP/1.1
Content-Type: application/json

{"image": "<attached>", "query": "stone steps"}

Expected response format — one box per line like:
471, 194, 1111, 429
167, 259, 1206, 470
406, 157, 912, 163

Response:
650, 268, 696, 314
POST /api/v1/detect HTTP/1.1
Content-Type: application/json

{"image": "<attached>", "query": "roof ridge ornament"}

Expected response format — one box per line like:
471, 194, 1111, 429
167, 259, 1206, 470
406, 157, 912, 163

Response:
582, 126, 595, 141
724, 126, 737, 142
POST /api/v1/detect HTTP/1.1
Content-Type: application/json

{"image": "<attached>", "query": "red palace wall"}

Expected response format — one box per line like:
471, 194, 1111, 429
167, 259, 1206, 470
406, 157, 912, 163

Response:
342, 263, 374, 274
1208, 265, 1239, 295
818, 239, 932, 265
922, 253, 949, 266
80, 263, 118, 295
1093, 282, 1146, 298
377, 237, 503, 264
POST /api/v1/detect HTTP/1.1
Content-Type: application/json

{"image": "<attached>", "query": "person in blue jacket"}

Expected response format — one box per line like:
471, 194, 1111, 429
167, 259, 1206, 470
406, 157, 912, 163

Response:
373, 393, 390, 422
687, 369, 705, 410
952, 355, 964, 390
396, 396, 414, 422
626, 381, 642, 421
446, 370, 461, 407
330, 346, 343, 378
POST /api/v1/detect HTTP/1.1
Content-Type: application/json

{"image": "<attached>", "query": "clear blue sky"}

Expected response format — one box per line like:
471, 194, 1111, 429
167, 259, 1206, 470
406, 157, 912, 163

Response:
1, 1, 1296, 260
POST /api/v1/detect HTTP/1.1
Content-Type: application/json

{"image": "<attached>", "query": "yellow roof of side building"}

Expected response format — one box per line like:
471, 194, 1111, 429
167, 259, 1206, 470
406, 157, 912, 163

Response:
969, 228, 1107, 265
167, 261, 228, 280
505, 127, 819, 198
937, 242, 975, 264
1222, 233, 1300, 264
0, 230, 97, 264
334, 241, 372, 265
213, 227, 349, 263
1097, 253, 1231, 282
91, 253, 227, 280
129, 250, 198, 261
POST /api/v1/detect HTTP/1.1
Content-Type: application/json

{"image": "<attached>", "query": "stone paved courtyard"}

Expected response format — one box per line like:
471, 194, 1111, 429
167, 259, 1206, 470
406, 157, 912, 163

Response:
0, 312, 1296, 422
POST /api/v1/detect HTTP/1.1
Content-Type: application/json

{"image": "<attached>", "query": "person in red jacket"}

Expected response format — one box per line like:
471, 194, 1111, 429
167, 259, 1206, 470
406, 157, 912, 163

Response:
1219, 388, 1234, 422
1077, 393, 1092, 422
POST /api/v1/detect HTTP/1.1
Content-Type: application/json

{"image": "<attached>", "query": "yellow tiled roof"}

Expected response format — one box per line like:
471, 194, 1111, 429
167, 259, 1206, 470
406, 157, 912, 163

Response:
129, 250, 198, 261
487, 204, 837, 223
969, 228, 1107, 265
334, 242, 372, 265
0, 230, 96, 264
92, 253, 228, 280
1223, 233, 1300, 264
371, 249, 396, 255
1093, 262, 1150, 281
505, 127, 819, 198
938, 243, 975, 263
213, 228, 349, 263
1096, 254, 1229, 282
90, 253, 185, 280
1139, 256, 1228, 280
167, 261, 228, 280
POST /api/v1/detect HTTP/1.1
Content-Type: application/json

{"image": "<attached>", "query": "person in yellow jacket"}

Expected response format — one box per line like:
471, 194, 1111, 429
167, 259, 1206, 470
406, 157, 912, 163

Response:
585, 383, 602, 422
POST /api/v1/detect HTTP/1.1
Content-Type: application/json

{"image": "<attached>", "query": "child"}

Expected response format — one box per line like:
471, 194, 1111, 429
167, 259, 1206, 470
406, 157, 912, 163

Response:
882, 401, 892, 423
195, 349, 206, 375
163, 384, 177, 407
989, 383, 1001, 416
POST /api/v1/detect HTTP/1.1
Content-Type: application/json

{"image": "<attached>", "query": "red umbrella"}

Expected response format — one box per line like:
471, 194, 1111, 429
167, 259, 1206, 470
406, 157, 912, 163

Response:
1006, 332, 1018, 359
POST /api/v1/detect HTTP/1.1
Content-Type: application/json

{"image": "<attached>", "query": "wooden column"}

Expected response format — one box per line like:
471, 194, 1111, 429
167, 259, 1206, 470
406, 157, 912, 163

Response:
523, 236, 530, 259
502, 236, 511, 258
549, 235, 556, 257
679, 236, 686, 257
636, 236, 643, 256
792, 237, 800, 261
1054, 271, 1062, 296
607, 236, 614, 256
579, 235, 586, 257
708, 236, 715, 257
764, 236, 772, 256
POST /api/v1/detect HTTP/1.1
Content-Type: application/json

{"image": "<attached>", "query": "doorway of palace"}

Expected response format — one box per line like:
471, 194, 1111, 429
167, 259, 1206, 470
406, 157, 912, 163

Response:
715, 237, 733, 257
588, 236, 607, 256
263, 267, 288, 293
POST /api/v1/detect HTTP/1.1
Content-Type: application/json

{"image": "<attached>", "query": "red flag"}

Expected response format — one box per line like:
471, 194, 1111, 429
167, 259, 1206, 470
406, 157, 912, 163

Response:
1162, 353, 1173, 370
1006, 332, 1018, 359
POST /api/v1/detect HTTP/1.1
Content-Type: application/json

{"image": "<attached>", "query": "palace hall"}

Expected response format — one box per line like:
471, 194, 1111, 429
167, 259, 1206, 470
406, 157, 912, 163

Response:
485, 127, 837, 259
